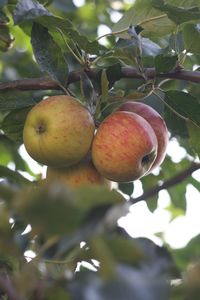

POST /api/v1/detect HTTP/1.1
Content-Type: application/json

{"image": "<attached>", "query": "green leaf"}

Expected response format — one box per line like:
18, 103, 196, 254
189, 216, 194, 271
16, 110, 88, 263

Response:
106, 63, 122, 89
151, 0, 200, 24
15, 183, 124, 235
112, 0, 175, 38
168, 184, 186, 211
0, 165, 30, 185
75, 186, 124, 211
173, 235, 200, 270
155, 54, 178, 73
2, 107, 31, 144
31, 22, 68, 89
13, 0, 52, 24
164, 106, 189, 138
44, 286, 70, 300
187, 121, 200, 159
0, 26, 14, 52
164, 90, 200, 128
183, 23, 200, 54
100, 69, 109, 104
118, 182, 134, 196
0, 91, 37, 112
80, 72, 96, 114
116, 36, 161, 60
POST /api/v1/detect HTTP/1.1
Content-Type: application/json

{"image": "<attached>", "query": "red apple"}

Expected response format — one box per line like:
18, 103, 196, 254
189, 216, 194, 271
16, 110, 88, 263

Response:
91, 111, 158, 182
118, 101, 168, 171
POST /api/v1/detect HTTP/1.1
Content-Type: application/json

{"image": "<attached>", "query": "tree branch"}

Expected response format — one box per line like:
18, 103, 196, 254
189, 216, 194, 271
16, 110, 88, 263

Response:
0, 67, 199, 91
131, 162, 200, 204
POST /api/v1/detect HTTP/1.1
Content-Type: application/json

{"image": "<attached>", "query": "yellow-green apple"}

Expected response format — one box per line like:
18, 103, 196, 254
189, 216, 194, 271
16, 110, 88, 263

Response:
118, 101, 168, 171
23, 95, 95, 167
91, 111, 158, 182
46, 158, 111, 188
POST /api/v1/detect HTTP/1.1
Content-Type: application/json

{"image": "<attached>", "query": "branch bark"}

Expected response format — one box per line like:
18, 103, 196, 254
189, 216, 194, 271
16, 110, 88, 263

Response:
131, 162, 200, 204
0, 67, 199, 91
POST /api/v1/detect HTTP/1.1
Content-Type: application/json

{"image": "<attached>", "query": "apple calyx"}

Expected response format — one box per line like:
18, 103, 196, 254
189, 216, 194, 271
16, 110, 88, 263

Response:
35, 122, 46, 134
141, 150, 157, 169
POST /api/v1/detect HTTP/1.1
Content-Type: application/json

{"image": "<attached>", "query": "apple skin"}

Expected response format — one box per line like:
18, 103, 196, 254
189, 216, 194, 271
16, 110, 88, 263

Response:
118, 101, 168, 171
46, 159, 111, 188
23, 95, 95, 167
91, 111, 158, 182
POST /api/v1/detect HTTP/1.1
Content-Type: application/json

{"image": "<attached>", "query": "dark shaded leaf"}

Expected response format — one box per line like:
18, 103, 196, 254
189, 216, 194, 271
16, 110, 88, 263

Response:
13, 0, 52, 24
80, 72, 96, 114
118, 182, 134, 196
0, 25, 14, 52
164, 90, 200, 128
164, 106, 189, 138
183, 23, 200, 54
152, 0, 200, 24
187, 121, 200, 159
0, 91, 37, 112
173, 235, 200, 270
70, 263, 171, 300
31, 22, 68, 88
112, 0, 175, 37
155, 54, 177, 73
0, 165, 30, 185
106, 63, 122, 89
2, 107, 31, 144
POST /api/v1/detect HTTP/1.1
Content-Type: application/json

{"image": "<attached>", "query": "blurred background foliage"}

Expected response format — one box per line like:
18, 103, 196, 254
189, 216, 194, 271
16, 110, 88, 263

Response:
0, 0, 200, 299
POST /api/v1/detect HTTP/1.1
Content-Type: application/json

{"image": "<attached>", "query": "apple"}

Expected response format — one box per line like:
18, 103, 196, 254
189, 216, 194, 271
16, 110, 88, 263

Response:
46, 158, 111, 188
118, 101, 168, 171
23, 95, 95, 167
91, 111, 158, 182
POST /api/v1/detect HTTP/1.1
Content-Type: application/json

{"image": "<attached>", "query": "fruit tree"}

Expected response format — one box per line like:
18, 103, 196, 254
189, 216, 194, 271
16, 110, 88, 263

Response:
0, 0, 200, 299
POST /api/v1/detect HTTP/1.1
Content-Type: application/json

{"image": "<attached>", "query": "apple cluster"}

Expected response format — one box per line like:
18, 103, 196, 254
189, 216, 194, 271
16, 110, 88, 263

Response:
23, 95, 168, 188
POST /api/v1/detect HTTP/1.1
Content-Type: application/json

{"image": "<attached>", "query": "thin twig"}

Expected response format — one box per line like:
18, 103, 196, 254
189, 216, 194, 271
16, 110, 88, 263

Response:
130, 162, 200, 204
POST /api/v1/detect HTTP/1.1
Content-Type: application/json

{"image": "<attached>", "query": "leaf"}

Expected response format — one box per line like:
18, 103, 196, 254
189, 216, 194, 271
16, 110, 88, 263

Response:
163, 90, 200, 128
80, 72, 96, 114
100, 69, 109, 104
187, 121, 200, 158
168, 184, 186, 211
66, 29, 107, 55
118, 182, 134, 196
15, 183, 124, 235
155, 54, 178, 73
164, 106, 189, 138
183, 23, 200, 54
0, 91, 37, 112
0, 26, 14, 52
0, 1, 8, 9
115, 36, 161, 60
31, 22, 68, 88
151, 0, 200, 24
0, 165, 30, 185
112, 0, 175, 38
173, 235, 200, 270
74, 186, 124, 211
13, 0, 52, 24
2, 107, 31, 144
141, 37, 162, 56
106, 63, 122, 89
